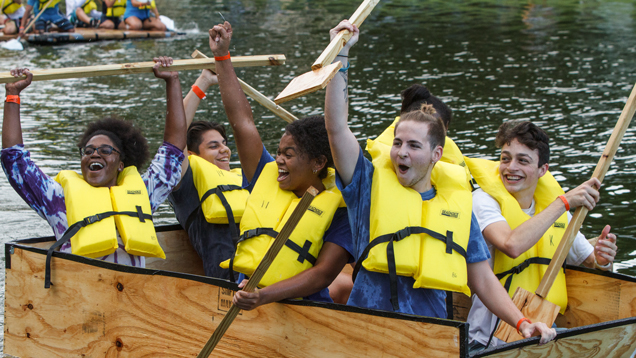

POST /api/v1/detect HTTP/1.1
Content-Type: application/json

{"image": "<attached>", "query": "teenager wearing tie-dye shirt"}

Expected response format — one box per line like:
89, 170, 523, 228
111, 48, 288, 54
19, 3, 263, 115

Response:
1, 57, 186, 268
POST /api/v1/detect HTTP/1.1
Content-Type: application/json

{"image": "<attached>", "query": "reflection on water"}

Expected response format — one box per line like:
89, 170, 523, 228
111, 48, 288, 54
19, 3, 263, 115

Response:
2, 0, 636, 345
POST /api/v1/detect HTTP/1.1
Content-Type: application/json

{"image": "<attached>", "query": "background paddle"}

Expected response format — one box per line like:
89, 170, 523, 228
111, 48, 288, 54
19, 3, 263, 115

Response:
191, 49, 297, 123
1, 0, 54, 51
0, 55, 286, 83
274, 0, 380, 104
197, 187, 319, 358
495, 82, 636, 342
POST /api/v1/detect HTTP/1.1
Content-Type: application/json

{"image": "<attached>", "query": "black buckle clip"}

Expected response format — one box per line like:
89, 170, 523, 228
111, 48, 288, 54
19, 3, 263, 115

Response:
83, 214, 100, 225
392, 228, 410, 242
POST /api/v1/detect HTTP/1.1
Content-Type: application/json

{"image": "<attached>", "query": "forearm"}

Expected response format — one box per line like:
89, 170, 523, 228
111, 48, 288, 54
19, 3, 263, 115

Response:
183, 76, 214, 130
130, 0, 143, 8
468, 262, 524, 328
502, 199, 566, 257
162, 76, 187, 150
152, 7, 159, 17
2, 96, 23, 148
257, 266, 336, 306
76, 8, 91, 24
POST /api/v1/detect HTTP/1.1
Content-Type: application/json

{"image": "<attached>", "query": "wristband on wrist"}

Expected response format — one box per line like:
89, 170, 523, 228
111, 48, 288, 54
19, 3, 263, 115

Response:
594, 256, 612, 271
558, 195, 570, 211
191, 85, 206, 100
338, 61, 350, 73
516, 317, 532, 334
214, 52, 231, 61
5, 95, 20, 104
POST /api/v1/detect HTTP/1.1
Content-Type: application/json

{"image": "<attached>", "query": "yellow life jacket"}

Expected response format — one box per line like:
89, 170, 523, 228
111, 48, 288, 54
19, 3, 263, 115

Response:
106, 0, 126, 17
138, 0, 155, 10
55, 167, 165, 259
81, 0, 97, 14
367, 116, 472, 185
362, 123, 473, 304
189, 154, 249, 225
38, 0, 61, 10
2, 1, 22, 15
220, 162, 345, 288
465, 157, 568, 314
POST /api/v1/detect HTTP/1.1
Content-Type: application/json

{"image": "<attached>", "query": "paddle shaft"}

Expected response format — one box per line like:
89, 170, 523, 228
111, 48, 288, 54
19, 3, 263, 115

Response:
311, 0, 379, 70
197, 187, 319, 358
0, 55, 286, 83
191, 50, 297, 123
23, 0, 55, 35
535, 82, 636, 298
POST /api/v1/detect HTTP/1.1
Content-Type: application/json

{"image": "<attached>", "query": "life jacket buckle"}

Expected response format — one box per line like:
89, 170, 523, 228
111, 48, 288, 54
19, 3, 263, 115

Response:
83, 214, 101, 225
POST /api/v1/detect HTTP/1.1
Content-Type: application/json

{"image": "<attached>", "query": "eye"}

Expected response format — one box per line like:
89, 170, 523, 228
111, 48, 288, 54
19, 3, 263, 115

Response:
501, 156, 510, 162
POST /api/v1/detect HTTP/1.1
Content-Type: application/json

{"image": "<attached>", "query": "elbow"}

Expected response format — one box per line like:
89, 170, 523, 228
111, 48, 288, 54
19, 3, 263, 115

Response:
503, 245, 522, 259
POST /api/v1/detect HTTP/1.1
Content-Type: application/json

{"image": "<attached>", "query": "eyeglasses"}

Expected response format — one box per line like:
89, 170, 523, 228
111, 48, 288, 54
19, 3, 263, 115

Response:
80, 145, 121, 157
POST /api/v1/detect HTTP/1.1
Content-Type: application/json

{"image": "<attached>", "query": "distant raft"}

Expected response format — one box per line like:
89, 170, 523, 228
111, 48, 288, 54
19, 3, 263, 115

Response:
25, 28, 184, 45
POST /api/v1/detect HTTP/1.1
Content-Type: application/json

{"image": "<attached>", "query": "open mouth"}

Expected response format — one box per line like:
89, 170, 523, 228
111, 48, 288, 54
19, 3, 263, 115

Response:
504, 174, 523, 183
278, 168, 290, 182
398, 165, 409, 174
88, 162, 105, 172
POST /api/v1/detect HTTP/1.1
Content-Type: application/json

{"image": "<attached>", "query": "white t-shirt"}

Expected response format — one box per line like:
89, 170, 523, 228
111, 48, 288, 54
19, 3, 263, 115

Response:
65, 0, 101, 19
6, 6, 25, 20
467, 188, 594, 347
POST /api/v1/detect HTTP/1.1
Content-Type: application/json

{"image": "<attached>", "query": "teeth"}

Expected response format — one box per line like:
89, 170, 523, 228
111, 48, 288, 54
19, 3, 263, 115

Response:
89, 162, 104, 170
506, 175, 521, 180
278, 169, 289, 174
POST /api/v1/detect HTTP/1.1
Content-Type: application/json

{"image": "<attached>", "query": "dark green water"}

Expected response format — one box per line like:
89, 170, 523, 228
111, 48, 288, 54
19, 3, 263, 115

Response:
2, 0, 636, 344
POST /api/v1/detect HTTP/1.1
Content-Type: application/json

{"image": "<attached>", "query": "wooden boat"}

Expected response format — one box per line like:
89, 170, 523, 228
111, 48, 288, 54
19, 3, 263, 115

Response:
25, 28, 184, 45
4, 225, 636, 357
0, 33, 18, 41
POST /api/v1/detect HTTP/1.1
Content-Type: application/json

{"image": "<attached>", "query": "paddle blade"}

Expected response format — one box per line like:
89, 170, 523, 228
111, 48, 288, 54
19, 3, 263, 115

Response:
1, 38, 23, 51
494, 287, 560, 343
274, 62, 342, 104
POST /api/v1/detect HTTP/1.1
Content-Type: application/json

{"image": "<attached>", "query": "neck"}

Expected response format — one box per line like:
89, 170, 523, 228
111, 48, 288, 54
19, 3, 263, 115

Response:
410, 172, 433, 193
293, 178, 325, 197
512, 187, 536, 209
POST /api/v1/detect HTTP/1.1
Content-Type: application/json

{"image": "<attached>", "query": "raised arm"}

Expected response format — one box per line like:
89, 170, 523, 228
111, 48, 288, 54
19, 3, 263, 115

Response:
324, 20, 361, 186
484, 178, 601, 258
152, 56, 187, 151
209, 22, 263, 182
2, 69, 33, 149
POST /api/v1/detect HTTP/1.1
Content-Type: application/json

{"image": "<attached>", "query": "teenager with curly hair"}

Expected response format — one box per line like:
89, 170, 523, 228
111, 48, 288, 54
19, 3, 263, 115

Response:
2, 56, 186, 268
206, 22, 354, 310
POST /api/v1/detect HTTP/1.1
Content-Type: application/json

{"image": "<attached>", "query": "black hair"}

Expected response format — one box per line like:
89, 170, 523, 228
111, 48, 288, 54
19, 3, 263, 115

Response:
187, 121, 228, 154
284, 115, 333, 179
77, 117, 150, 169
400, 84, 453, 129
395, 104, 446, 150
495, 121, 550, 167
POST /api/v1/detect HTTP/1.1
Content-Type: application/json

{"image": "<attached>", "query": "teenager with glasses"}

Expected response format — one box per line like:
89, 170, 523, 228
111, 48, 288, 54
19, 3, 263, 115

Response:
1, 56, 187, 269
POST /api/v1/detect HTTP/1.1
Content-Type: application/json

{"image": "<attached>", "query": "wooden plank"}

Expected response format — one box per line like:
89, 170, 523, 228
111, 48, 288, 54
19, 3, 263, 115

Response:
27, 29, 181, 45
274, 62, 341, 104
483, 322, 636, 357
0, 33, 18, 41
0, 55, 286, 84
452, 292, 472, 322
146, 228, 204, 276
4, 246, 463, 358
494, 287, 560, 343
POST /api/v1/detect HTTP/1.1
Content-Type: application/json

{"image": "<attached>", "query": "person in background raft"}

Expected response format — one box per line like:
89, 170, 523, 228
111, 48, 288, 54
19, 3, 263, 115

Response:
65, 0, 102, 28
324, 19, 556, 344
465, 121, 618, 351
205, 22, 354, 310
1, 0, 25, 35
123, 0, 164, 31
168, 68, 248, 281
100, 0, 126, 29
21, 0, 74, 34
1, 56, 186, 269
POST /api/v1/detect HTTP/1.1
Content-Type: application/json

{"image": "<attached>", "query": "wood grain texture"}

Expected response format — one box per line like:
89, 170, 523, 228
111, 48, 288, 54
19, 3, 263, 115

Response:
4, 246, 462, 358
0, 55, 286, 83
494, 287, 560, 343
274, 62, 342, 104
146, 229, 204, 276
485, 323, 636, 358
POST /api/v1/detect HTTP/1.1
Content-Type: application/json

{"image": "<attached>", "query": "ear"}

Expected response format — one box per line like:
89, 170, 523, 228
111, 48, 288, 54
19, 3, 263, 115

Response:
431, 145, 443, 163
537, 162, 549, 178
313, 155, 328, 174
187, 149, 195, 156
118, 161, 125, 172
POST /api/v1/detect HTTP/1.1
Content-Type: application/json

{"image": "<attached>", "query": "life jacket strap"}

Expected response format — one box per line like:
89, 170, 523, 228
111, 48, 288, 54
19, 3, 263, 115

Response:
284, 239, 317, 265
229, 228, 278, 280
45, 208, 153, 289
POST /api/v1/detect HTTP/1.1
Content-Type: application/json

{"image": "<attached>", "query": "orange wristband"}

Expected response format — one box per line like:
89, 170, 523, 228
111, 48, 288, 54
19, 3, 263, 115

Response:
191, 85, 206, 100
214, 52, 230, 61
516, 317, 532, 334
558, 195, 570, 211
5, 95, 20, 104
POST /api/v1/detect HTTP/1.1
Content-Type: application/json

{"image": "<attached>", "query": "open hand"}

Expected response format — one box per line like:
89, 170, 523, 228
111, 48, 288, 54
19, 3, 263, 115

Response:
152, 56, 178, 81
232, 279, 262, 311
594, 225, 617, 267
208, 21, 232, 58
329, 20, 359, 55
519, 320, 557, 345
563, 178, 601, 211
5, 68, 33, 95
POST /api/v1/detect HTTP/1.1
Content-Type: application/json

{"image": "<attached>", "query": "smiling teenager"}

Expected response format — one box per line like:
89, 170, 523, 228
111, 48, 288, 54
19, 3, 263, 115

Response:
464, 121, 618, 351
206, 22, 354, 310
1, 56, 186, 268
168, 68, 249, 280
324, 19, 556, 345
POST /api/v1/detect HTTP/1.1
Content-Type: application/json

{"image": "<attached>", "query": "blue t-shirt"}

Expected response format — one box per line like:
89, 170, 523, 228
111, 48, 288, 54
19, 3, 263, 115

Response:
27, 0, 60, 17
238, 145, 354, 303
123, 0, 150, 20
337, 147, 490, 318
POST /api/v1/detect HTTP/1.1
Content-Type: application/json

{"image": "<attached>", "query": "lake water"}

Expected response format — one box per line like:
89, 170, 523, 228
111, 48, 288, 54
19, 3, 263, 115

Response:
2, 0, 636, 351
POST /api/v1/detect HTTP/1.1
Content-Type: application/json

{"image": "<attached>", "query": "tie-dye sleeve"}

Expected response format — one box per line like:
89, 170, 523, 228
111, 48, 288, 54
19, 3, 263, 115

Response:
142, 141, 185, 213
1, 145, 69, 239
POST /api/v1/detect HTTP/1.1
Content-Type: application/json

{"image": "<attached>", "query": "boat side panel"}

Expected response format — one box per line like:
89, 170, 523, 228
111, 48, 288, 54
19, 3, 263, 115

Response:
5, 247, 463, 358
145, 228, 205, 276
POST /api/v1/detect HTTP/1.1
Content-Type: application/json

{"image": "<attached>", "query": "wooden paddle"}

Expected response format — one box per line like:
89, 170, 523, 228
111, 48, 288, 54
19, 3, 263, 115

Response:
0, 55, 286, 83
495, 82, 636, 343
274, 0, 380, 104
191, 49, 297, 123
197, 187, 319, 358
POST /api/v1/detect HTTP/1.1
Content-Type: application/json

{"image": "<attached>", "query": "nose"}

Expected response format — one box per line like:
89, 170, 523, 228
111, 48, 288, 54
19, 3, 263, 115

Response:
275, 153, 284, 164
397, 146, 408, 159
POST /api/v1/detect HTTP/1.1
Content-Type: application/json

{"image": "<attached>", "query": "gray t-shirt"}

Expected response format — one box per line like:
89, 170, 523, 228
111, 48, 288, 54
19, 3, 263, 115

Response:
168, 165, 236, 280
